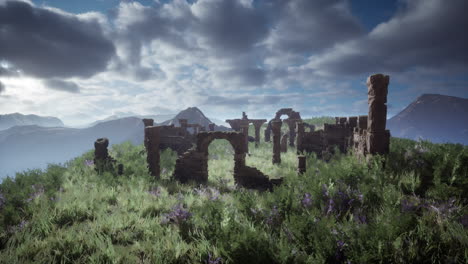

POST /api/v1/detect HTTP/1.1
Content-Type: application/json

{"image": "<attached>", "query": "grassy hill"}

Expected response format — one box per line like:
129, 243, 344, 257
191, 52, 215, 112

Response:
0, 117, 467, 263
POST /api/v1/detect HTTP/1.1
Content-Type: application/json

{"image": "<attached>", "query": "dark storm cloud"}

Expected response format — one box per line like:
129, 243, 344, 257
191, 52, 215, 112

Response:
0, 1, 115, 78
267, 0, 363, 54
310, 0, 468, 75
44, 79, 81, 93
192, 0, 269, 54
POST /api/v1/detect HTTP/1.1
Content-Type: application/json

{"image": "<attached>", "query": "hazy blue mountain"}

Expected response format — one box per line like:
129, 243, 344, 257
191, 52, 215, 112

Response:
0, 117, 143, 180
0, 113, 64, 131
85, 113, 177, 128
0, 107, 232, 180
387, 94, 468, 145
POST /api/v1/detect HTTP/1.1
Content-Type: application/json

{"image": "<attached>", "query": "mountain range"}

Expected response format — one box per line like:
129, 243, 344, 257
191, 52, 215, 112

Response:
0, 107, 230, 180
0, 113, 64, 130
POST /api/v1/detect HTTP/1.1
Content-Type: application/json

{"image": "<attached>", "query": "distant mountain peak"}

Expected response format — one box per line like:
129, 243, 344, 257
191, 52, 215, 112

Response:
387, 94, 468, 145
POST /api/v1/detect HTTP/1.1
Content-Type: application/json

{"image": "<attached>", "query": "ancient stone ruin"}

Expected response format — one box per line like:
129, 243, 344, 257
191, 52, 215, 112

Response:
272, 120, 282, 164
144, 126, 161, 179
265, 108, 302, 147
297, 155, 306, 175
94, 137, 121, 174
296, 74, 391, 159
173, 132, 281, 191
226, 112, 267, 148
281, 134, 288, 153
366, 74, 390, 155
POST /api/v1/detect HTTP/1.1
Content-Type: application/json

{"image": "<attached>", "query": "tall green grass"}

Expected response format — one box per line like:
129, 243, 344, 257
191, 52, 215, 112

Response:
0, 117, 467, 263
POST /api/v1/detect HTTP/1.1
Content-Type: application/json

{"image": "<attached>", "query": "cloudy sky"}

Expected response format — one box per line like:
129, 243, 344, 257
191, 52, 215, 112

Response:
0, 0, 467, 126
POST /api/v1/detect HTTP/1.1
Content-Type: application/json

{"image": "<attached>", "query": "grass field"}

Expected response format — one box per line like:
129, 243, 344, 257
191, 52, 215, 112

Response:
0, 117, 467, 263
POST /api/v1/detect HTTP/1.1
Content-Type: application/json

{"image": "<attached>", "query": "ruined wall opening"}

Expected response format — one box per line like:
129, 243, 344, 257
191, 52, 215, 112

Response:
207, 139, 235, 186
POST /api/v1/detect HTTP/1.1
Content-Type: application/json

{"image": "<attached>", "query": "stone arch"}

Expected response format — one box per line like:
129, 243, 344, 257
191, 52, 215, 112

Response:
197, 132, 246, 156
173, 132, 281, 190
265, 108, 302, 146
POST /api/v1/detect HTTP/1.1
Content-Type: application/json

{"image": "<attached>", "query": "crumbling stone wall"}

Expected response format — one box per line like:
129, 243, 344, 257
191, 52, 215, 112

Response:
144, 126, 161, 179
173, 132, 281, 190
225, 119, 242, 131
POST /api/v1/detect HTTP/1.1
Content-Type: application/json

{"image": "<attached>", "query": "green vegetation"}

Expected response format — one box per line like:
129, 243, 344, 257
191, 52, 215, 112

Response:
0, 117, 467, 263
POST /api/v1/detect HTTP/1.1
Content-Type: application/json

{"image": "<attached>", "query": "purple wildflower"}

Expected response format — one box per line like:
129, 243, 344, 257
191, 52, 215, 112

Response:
207, 253, 222, 264
27, 184, 45, 202
326, 198, 335, 215
84, 159, 94, 167
161, 204, 192, 225
400, 197, 422, 213
460, 214, 468, 228
301, 193, 313, 209
265, 205, 282, 227
148, 186, 161, 197
335, 240, 347, 262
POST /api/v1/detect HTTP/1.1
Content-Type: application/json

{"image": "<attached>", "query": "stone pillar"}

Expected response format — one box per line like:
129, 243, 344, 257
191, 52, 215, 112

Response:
272, 120, 282, 164
287, 120, 296, 147
264, 121, 272, 142
358, 115, 368, 130
251, 120, 266, 148
142, 119, 154, 127
348, 117, 358, 128
281, 134, 288, 152
339, 117, 347, 126
240, 120, 250, 153
179, 119, 188, 136
296, 122, 305, 154
144, 126, 160, 179
366, 74, 390, 155
208, 123, 215, 131
94, 138, 110, 173
297, 155, 306, 174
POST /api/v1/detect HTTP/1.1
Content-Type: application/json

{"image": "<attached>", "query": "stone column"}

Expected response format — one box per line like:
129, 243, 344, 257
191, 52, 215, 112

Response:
297, 155, 306, 174
286, 120, 296, 147
94, 137, 110, 173
240, 120, 250, 153
348, 117, 358, 128
281, 134, 288, 152
179, 119, 188, 136
358, 115, 368, 130
142, 119, 154, 127
296, 122, 305, 154
251, 120, 266, 148
144, 126, 160, 179
208, 123, 215, 131
366, 74, 390, 155
272, 120, 282, 164
264, 121, 272, 142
